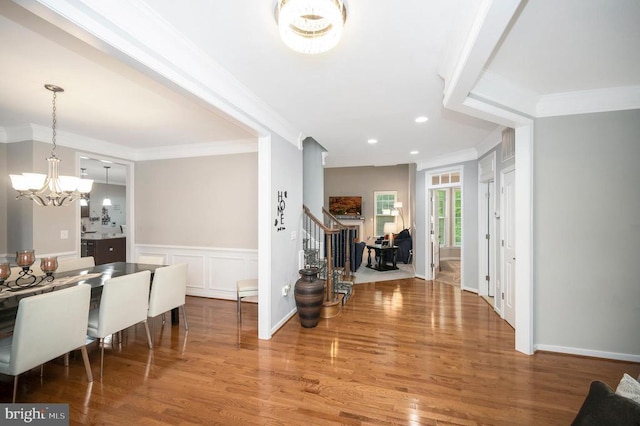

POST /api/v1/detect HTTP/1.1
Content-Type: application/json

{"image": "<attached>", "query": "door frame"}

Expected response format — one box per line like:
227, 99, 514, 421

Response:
75, 152, 135, 262
500, 164, 516, 327
478, 151, 497, 302
425, 165, 465, 289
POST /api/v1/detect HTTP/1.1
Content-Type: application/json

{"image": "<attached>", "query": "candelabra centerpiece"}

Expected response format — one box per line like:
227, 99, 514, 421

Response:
1, 250, 57, 291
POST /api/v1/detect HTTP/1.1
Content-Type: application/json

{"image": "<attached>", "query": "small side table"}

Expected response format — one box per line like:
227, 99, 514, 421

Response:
365, 244, 399, 271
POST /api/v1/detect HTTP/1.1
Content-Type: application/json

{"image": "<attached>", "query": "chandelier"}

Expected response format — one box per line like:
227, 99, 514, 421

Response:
275, 0, 347, 54
9, 84, 93, 207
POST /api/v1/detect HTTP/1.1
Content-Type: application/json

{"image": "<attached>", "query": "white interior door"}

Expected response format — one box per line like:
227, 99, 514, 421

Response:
430, 190, 440, 279
486, 182, 495, 297
502, 169, 516, 328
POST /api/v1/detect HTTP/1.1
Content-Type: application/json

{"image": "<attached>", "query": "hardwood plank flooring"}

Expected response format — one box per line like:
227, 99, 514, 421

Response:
1, 278, 638, 425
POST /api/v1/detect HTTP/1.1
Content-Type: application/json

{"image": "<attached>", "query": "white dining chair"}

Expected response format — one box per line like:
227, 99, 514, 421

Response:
137, 255, 165, 265
0, 284, 93, 402
56, 256, 96, 273
236, 278, 258, 323
148, 263, 189, 341
87, 270, 153, 378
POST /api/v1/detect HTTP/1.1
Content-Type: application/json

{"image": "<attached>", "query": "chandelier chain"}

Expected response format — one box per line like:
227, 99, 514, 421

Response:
51, 90, 57, 154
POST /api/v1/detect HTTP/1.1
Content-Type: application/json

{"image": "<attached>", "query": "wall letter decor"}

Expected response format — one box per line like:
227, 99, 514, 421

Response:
275, 190, 287, 231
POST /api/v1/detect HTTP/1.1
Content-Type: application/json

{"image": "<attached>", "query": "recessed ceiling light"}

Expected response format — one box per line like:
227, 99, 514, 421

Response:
410, 150, 419, 155
367, 139, 378, 144
415, 116, 428, 123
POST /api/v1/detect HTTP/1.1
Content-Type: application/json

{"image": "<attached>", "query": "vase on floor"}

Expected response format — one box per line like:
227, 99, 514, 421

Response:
294, 267, 325, 328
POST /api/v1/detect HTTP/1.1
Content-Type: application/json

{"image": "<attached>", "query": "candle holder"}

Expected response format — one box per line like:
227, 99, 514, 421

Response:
3, 250, 55, 291
40, 257, 58, 283
0, 262, 10, 287
16, 249, 35, 270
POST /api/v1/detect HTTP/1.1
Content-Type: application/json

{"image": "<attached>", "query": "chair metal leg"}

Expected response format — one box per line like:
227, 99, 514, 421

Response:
144, 320, 153, 349
64, 352, 70, 366
161, 313, 166, 325
100, 339, 105, 379
149, 316, 155, 345
40, 364, 44, 377
12, 375, 18, 403
81, 346, 93, 382
181, 305, 189, 331
237, 295, 242, 323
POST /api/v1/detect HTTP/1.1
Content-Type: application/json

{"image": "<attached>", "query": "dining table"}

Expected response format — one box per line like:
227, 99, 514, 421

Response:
0, 261, 176, 334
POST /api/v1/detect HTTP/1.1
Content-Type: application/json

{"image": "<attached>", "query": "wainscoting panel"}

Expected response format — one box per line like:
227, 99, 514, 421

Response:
134, 245, 258, 300
172, 254, 206, 292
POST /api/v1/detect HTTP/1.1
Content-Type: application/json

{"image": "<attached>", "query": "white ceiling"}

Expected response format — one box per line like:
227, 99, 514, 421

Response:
1, 0, 639, 184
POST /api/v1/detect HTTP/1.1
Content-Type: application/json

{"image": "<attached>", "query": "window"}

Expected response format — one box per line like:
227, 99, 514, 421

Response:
436, 187, 462, 247
374, 191, 397, 236
437, 189, 446, 246
454, 187, 462, 246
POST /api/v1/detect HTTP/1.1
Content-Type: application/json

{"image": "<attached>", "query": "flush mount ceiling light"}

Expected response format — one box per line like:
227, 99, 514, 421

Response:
367, 139, 378, 144
415, 116, 429, 123
10, 84, 93, 207
275, 0, 347, 54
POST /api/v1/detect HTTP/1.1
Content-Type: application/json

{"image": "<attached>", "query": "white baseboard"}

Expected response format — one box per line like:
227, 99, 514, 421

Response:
135, 244, 258, 300
272, 307, 298, 336
535, 344, 640, 363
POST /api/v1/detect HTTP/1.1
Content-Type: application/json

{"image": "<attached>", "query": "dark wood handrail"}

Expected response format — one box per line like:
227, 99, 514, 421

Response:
303, 205, 340, 235
302, 205, 357, 316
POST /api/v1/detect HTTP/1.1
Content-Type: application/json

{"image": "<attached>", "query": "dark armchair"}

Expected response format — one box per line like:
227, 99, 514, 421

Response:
385, 229, 412, 264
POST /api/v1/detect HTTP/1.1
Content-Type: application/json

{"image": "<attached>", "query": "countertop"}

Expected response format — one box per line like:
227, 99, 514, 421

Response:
81, 233, 126, 241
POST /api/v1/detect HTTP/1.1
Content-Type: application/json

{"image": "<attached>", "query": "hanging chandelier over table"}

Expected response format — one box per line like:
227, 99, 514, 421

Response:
275, 0, 347, 54
9, 84, 93, 207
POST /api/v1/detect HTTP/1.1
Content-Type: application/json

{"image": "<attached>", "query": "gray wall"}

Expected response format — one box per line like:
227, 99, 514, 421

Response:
270, 134, 302, 330
534, 109, 640, 356
461, 161, 479, 291
324, 165, 412, 241
302, 137, 325, 219
135, 153, 258, 248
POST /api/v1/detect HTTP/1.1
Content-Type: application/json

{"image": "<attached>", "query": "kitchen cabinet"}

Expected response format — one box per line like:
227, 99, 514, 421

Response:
82, 235, 126, 265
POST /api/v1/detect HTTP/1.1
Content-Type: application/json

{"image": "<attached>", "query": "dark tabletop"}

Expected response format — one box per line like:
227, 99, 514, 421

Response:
0, 262, 161, 314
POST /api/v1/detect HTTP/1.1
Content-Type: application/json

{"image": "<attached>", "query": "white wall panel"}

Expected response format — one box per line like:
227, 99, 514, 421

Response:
135, 244, 257, 300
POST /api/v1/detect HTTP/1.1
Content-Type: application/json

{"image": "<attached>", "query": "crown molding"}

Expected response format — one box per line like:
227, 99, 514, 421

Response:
416, 148, 477, 171
472, 72, 640, 119
1, 125, 257, 161
133, 139, 258, 161
536, 86, 640, 117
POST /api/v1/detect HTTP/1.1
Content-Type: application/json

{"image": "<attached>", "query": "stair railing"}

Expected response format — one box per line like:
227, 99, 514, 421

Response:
322, 207, 359, 282
302, 206, 340, 307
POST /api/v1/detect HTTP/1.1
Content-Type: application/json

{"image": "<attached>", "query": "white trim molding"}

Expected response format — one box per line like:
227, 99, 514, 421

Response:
536, 86, 640, 117
134, 244, 258, 300
535, 344, 640, 364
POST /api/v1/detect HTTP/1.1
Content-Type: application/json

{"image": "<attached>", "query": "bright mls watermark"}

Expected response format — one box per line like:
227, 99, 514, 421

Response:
0, 404, 68, 425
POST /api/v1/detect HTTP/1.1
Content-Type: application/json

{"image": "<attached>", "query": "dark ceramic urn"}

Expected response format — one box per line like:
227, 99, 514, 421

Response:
294, 267, 325, 328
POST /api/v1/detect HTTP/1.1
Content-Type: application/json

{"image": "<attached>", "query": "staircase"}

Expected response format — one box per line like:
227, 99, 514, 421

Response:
302, 205, 359, 318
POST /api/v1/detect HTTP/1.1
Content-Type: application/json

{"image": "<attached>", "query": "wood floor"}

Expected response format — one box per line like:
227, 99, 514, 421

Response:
2, 278, 638, 425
